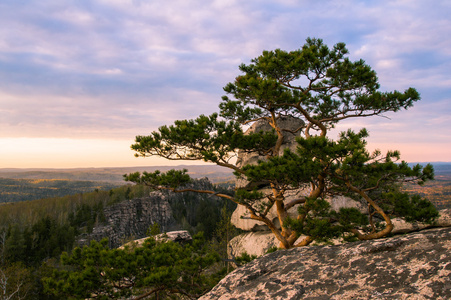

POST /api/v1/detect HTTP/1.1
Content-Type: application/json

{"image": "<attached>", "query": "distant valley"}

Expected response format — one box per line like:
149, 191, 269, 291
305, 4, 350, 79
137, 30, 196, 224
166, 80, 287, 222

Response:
403, 163, 451, 209
0, 164, 235, 183
0, 165, 234, 203
0, 163, 450, 208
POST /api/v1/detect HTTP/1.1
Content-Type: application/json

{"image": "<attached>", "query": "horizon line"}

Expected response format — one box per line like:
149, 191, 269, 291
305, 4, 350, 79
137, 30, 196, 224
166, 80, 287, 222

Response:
1, 161, 451, 171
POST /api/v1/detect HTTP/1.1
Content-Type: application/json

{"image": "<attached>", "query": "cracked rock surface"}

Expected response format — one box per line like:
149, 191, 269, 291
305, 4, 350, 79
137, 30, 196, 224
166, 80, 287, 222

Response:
201, 227, 451, 300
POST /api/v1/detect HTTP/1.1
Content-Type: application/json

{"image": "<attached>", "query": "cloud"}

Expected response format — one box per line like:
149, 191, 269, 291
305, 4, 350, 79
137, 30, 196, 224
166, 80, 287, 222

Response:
1, 0, 450, 166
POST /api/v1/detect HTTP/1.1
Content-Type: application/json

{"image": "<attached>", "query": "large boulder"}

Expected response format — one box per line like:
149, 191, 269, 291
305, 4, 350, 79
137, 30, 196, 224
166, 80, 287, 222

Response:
231, 192, 366, 232
201, 226, 451, 300
229, 208, 451, 258
119, 230, 192, 249
390, 208, 451, 234
231, 116, 368, 232
231, 189, 304, 231
235, 116, 304, 189
228, 231, 279, 257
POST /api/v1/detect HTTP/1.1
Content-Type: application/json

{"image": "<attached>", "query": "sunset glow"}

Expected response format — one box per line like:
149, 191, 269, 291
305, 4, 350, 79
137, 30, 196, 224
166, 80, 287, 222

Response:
1, 1, 450, 168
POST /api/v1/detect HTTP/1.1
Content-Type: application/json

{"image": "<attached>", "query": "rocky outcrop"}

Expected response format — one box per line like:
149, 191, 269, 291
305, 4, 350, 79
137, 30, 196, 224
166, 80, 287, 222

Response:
231, 192, 366, 232
229, 231, 280, 258
78, 178, 226, 248
229, 208, 451, 258
231, 116, 367, 232
235, 116, 304, 189
229, 116, 450, 259
230, 116, 371, 255
78, 194, 178, 248
201, 226, 451, 300
390, 208, 451, 233
231, 117, 307, 233
119, 230, 192, 249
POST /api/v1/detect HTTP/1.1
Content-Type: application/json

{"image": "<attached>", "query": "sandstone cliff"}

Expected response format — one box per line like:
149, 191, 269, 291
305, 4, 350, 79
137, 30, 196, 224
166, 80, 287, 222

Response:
201, 226, 451, 300
78, 178, 228, 248
78, 194, 178, 248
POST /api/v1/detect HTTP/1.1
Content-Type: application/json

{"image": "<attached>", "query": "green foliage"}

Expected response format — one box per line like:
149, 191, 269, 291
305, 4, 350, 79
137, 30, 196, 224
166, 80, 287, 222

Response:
0, 178, 233, 298
336, 207, 369, 230
129, 113, 277, 165
210, 205, 240, 272
128, 37, 436, 249
125, 169, 191, 189
166, 181, 236, 240
43, 233, 220, 299
265, 246, 279, 254
147, 222, 161, 236
386, 192, 439, 224
0, 183, 155, 277
0, 184, 153, 236
1, 217, 76, 267
0, 178, 120, 204
0, 262, 34, 300
220, 38, 419, 124
234, 252, 258, 266
284, 198, 342, 243
234, 188, 265, 203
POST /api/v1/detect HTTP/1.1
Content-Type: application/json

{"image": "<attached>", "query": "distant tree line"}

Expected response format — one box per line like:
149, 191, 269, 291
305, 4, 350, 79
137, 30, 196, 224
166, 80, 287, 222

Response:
0, 178, 122, 204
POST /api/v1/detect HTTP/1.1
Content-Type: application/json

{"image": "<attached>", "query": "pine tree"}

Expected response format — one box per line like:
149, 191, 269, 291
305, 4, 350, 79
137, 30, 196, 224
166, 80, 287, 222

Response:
43, 233, 220, 299
125, 38, 437, 249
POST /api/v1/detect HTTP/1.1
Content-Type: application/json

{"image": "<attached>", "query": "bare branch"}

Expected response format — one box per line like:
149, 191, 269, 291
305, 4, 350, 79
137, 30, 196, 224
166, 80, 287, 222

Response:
285, 197, 307, 210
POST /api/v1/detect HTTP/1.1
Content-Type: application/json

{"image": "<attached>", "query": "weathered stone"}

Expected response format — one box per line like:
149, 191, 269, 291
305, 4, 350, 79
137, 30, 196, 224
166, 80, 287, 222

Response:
231, 189, 304, 231
77, 178, 223, 249
229, 231, 279, 257
391, 208, 451, 234
231, 116, 369, 232
327, 195, 366, 213
230, 209, 451, 260
77, 195, 178, 248
119, 230, 192, 249
231, 116, 305, 231
235, 116, 304, 189
154, 230, 192, 244
231, 191, 366, 232
435, 208, 451, 226
201, 227, 451, 300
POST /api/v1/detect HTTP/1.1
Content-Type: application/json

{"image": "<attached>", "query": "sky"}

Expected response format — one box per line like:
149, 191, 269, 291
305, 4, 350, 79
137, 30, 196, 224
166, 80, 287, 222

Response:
0, 0, 450, 168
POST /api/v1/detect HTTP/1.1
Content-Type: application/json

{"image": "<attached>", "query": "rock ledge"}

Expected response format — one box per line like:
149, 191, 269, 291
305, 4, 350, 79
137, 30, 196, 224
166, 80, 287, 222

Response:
201, 227, 451, 300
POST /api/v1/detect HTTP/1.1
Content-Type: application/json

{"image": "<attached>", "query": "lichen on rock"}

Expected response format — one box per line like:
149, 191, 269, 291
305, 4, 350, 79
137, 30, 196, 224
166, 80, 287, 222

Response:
202, 227, 451, 300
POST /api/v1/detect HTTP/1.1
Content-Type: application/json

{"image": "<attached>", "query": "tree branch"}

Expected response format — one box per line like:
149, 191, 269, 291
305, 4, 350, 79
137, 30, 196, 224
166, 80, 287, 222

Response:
152, 186, 236, 202
133, 286, 166, 300
285, 197, 307, 210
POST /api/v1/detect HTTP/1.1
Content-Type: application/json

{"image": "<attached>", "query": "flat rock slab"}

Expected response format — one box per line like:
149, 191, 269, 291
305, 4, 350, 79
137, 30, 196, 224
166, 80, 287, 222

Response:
201, 227, 451, 300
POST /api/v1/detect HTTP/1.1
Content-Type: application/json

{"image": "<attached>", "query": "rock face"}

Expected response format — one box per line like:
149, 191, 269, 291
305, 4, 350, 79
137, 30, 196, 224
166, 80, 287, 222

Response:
229, 231, 279, 258
229, 208, 451, 258
230, 116, 368, 255
390, 208, 451, 234
231, 193, 366, 232
78, 178, 225, 248
235, 116, 304, 189
119, 230, 192, 249
201, 227, 451, 300
232, 117, 306, 233
78, 194, 178, 248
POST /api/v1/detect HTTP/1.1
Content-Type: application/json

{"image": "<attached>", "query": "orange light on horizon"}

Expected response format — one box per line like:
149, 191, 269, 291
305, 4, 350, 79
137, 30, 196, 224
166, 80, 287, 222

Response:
0, 137, 449, 169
